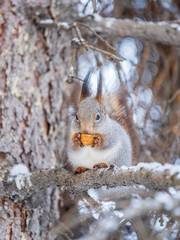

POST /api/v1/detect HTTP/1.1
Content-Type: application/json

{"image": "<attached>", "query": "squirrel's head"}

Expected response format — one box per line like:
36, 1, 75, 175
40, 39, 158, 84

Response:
72, 71, 106, 134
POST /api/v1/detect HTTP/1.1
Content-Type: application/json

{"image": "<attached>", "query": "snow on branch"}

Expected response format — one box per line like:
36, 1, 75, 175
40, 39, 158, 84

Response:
121, 190, 180, 220
1, 162, 180, 201
37, 16, 180, 47
84, 17, 180, 47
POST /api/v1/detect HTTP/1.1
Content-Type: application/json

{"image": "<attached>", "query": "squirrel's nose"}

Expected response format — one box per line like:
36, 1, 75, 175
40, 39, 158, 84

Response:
83, 130, 88, 134
80, 123, 93, 134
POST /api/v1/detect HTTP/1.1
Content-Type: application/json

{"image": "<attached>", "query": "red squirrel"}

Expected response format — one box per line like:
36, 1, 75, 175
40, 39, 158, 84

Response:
68, 71, 138, 173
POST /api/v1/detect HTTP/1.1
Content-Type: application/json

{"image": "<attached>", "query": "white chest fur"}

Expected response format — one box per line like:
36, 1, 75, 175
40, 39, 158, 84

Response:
68, 140, 123, 170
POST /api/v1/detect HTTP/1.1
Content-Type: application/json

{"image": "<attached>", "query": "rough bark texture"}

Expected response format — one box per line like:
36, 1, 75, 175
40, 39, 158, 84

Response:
0, 0, 72, 239
84, 17, 180, 47
2, 163, 180, 200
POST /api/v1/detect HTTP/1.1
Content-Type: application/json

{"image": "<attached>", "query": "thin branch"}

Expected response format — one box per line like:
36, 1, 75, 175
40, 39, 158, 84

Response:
168, 89, 180, 103
2, 162, 180, 201
71, 23, 123, 61
66, 75, 84, 84
82, 0, 91, 14
92, 0, 97, 13
81, 42, 123, 61
76, 22, 116, 51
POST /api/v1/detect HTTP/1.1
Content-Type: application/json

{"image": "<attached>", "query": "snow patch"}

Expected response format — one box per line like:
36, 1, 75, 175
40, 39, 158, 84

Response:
169, 187, 177, 195
8, 164, 32, 191
57, 21, 69, 29
39, 19, 54, 24
39, 19, 69, 30
170, 23, 180, 32
72, 37, 85, 43
113, 210, 124, 218
93, 13, 103, 22
126, 162, 180, 179
9, 163, 30, 176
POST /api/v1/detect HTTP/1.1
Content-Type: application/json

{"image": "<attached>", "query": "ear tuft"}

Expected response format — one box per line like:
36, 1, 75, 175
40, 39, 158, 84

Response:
96, 72, 103, 103
79, 70, 92, 102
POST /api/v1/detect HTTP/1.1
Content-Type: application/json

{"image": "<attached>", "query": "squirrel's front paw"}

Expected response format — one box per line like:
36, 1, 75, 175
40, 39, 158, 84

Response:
93, 163, 108, 169
75, 167, 89, 174
73, 133, 84, 149
91, 134, 102, 148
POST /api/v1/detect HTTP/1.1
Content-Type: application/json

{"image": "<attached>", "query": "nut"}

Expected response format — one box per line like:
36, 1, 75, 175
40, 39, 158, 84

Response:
80, 134, 94, 146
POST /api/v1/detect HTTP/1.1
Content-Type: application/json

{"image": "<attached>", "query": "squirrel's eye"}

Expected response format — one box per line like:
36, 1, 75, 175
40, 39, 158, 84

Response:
96, 114, 100, 120
76, 115, 79, 121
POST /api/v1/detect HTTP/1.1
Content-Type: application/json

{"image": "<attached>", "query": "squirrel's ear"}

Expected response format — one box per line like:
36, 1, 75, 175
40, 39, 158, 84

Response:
79, 70, 92, 102
96, 72, 103, 103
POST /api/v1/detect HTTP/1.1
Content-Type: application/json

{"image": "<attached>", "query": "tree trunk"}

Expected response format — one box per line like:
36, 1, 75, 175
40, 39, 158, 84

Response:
0, 0, 72, 239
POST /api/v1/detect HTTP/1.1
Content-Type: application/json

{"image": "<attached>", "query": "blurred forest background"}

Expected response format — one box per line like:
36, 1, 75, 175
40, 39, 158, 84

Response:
76, 0, 180, 166
0, 0, 180, 239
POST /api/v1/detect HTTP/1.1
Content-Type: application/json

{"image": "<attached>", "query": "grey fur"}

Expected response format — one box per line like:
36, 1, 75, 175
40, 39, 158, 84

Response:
68, 97, 132, 170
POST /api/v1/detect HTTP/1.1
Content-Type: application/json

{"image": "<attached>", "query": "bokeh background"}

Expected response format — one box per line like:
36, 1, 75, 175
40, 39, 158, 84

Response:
75, 0, 180, 166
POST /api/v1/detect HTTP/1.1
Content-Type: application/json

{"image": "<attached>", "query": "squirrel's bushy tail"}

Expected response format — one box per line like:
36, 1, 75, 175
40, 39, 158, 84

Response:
104, 91, 139, 163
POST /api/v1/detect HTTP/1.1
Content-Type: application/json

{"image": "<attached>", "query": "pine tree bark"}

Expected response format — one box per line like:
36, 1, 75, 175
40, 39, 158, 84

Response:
0, 0, 73, 239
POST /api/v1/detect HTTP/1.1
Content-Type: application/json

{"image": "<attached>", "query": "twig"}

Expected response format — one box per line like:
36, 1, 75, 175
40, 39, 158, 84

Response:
76, 22, 116, 51
82, 42, 123, 61
66, 75, 84, 84
92, 0, 97, 13
168, 89, 180, 103
83, 0, 91, 14
69, 47, 78, 80
71, 23, 123, 62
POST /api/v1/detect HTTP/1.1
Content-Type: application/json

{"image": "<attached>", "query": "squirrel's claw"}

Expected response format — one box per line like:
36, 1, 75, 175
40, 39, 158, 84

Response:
75, 167, 89, 174
93, 163, 108, 169
73, 133, 84, 149
91, 134, 102, 148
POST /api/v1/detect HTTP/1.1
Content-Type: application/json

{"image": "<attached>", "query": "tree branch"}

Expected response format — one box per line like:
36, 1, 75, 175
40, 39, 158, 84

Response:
83, 17, 180, 46
2, 162, 180, 201
37, 16, 180, 47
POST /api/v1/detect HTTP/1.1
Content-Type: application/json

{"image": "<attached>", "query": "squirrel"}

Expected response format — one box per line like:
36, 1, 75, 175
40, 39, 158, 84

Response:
67, 71, 138, 174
